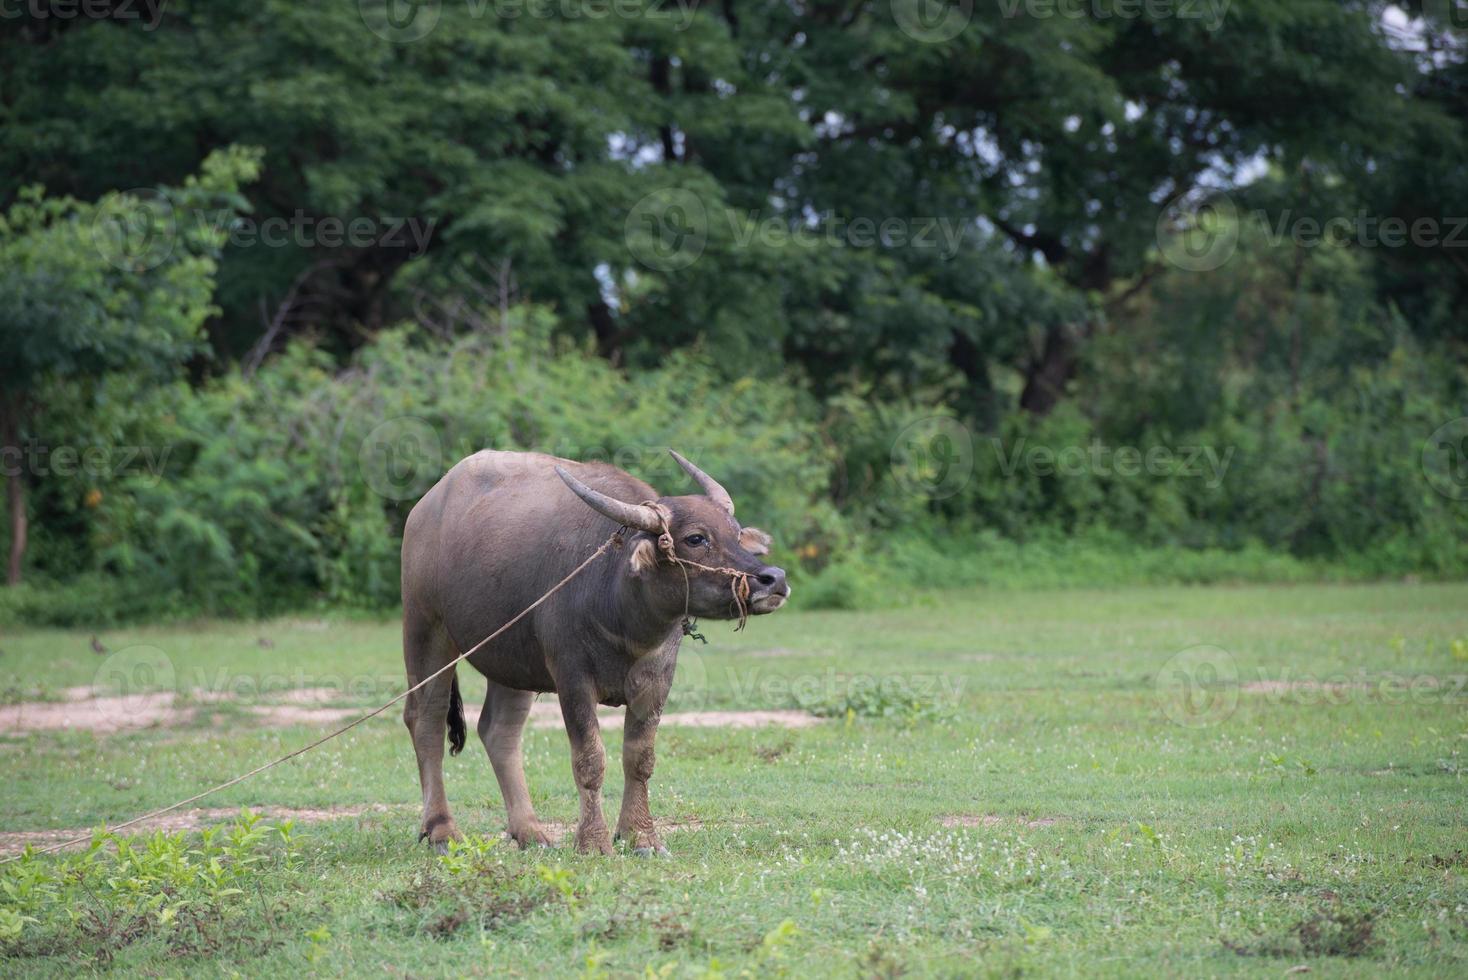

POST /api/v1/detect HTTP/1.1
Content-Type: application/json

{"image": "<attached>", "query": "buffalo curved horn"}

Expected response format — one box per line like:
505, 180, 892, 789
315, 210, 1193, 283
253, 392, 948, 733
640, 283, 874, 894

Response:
555, 466, 665, 533
669, 450, 734, 515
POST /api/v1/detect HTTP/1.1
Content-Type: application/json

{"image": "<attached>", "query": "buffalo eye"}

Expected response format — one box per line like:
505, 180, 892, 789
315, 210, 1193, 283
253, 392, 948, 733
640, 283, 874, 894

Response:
683, 533, 708, 548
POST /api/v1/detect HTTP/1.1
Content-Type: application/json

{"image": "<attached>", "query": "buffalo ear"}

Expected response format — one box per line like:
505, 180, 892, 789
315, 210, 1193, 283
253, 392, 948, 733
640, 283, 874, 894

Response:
628, 538, 658, 575
738, 526, 772, 556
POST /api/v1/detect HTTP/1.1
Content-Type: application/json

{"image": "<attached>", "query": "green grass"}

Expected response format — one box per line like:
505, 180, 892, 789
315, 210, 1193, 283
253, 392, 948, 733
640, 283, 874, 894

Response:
2, 583, 1466, 976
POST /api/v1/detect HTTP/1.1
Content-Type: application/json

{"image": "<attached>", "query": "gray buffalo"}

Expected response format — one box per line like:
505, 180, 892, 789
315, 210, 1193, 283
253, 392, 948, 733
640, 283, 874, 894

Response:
401, 450, 789, 854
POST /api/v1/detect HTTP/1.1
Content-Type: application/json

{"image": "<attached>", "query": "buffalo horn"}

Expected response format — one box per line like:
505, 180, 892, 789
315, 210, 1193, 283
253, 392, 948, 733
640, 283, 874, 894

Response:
668, 450, 734, 515
555, 467, 665, 532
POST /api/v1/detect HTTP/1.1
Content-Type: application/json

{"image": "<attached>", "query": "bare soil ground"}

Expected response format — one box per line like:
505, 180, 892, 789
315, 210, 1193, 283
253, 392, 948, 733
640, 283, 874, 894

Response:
0, 804, 406, 856
0, 687, 820, 735
0, 688, 815, 855
0, 806, 709, 856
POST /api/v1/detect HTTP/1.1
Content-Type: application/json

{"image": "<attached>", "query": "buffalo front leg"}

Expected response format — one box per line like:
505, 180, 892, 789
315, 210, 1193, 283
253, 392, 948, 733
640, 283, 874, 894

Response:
558, 685, 613, 855
615, 708, 667, 855
478, 681, 552, 848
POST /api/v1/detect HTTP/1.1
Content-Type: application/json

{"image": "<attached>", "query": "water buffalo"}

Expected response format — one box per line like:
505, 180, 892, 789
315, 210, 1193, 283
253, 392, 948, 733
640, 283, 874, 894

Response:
401, 450, 789, 854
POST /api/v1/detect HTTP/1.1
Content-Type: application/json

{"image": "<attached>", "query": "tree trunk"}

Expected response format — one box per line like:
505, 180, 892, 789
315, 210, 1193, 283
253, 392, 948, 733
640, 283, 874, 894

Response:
948, 329, 997, 430
1, 394, 25, 587
1018, 324, 1078, 417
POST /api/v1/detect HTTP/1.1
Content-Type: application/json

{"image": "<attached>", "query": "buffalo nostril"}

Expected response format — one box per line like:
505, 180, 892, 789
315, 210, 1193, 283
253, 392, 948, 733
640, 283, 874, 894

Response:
755, 566, 787, 593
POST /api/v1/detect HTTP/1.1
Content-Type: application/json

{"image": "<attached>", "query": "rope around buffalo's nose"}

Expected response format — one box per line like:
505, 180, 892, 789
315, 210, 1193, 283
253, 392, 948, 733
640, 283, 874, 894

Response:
637, 503, 753, 633
1, 531, 627, 864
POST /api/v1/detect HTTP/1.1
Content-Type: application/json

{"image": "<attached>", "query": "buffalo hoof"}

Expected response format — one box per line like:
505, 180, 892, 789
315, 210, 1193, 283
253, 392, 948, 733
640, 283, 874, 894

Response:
509, 825, 555, 849
575, 827, 615, 856
632, 845, 671, 858
418, 815, 462, 854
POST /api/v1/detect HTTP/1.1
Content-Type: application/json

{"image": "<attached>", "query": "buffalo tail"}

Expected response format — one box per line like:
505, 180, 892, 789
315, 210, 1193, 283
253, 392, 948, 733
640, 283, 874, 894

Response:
447, 672, 466, 756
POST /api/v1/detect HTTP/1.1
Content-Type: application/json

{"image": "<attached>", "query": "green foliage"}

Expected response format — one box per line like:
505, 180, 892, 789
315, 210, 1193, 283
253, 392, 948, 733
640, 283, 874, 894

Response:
0, 4, 1464, 619
9, 311, 837, 620
0, 146, 261, 392
793, 678, 951, 726
5, 291, 1465, 625
0, 810, 298, 965
385, 835, 574, 940
1, 0, 1454, 405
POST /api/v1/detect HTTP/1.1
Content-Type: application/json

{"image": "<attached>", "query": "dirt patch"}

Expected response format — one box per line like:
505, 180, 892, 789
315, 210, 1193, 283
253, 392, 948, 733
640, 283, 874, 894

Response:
941, 814, 1060, 829
648, 710, 822, 730
268, 687, 350, 704
0, 687, 823, 735
474, 702, 821, 732
0, 803, 407, 856
0, 688, 190, 735
280, 618, 332, 632
1223, 901, 1378, 959
0, 686, 370, 734
0, 808, 709, 856
250, 704, 367, 727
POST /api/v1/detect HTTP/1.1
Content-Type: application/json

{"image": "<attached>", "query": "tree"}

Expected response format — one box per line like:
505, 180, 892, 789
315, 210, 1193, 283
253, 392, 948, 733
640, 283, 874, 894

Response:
0, 147, 260, 584
0, 2, 1455, 421
718, 1, 1425, 412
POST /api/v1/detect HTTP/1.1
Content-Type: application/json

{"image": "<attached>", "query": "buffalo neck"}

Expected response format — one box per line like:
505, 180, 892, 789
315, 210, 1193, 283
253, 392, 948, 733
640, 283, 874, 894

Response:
586, 559, 685, 657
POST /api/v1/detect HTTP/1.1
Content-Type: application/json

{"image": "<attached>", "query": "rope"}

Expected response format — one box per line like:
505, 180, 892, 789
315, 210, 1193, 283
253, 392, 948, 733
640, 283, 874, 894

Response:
642, 503, 753, 631
2, 531, 624, 864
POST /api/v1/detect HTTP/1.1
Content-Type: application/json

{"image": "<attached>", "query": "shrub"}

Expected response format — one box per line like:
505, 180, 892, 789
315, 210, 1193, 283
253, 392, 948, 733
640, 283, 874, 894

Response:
3, 305, 1464, 627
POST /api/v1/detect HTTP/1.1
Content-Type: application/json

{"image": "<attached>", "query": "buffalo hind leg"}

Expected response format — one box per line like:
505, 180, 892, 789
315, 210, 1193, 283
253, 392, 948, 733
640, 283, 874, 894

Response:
478, 681, 552, 848
403, 615, 462, 852
558, 683, 613, 855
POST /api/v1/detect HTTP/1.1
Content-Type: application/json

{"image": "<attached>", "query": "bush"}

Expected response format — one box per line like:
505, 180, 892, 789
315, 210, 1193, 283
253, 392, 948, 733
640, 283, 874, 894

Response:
9, 312, 842, 621
3, 305, 1464, 627
0, 811, 298, 965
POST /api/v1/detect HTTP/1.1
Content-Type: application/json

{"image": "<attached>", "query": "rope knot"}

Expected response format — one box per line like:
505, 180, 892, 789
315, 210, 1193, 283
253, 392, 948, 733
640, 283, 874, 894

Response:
638, 499, 751, 632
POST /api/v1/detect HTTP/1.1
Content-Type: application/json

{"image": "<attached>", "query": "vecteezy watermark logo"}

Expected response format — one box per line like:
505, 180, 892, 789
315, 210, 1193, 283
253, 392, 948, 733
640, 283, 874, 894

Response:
1245, 210, 1468, 250
209, 211, 436, 253
1156, 191, 1239, 273
891, 0, 972, 42
990, 438, 1235, 489
1160, 196, 1468, 274
359, 0, 441, 42
995, 0, 1232, 32
492, 0, 700, 30
1, 443, 173, 488
890, 416, 974, 501
89, 645, 178, 731
656, 643, 711, 717
0, 0, 169, 30
1422, 417, 1468, 501
90, 189, 177, 272
87, 199, 434, 268
1155, 644, 1239, 728
625, 188, 708, 272
357, 415, 443, 500
1423, 0, 1468, 30
729, 213, 967, 258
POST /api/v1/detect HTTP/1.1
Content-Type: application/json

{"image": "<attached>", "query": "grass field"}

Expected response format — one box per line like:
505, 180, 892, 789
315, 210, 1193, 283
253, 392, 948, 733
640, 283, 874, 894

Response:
1, 583, 1466, 976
